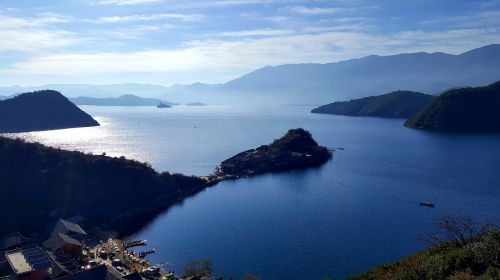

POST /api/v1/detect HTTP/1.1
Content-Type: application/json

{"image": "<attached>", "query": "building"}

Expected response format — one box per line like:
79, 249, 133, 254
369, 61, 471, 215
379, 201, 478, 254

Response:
0, 233, 29, 253
43, 219, 87, 259
50, 220, 87, 242
4, 246, 53, 280
43, 233, 83, 258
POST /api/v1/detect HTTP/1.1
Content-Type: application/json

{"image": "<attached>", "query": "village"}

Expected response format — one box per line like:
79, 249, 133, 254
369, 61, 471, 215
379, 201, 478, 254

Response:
0, 218, 209, 280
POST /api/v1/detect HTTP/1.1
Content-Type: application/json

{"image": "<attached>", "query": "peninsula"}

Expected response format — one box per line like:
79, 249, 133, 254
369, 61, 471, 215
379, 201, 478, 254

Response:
0, 128, 330, 236
0, 90, 99, 133
311, 90, 434, 118
216, 128, 331, 177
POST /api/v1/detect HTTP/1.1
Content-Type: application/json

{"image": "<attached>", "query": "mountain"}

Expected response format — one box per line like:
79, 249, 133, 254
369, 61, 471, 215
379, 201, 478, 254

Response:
70, 94, 177, 106
0, 95, 6, 100
311, 91, 435, 118
405, 80, 500, 131
220, 44, 500, 104
0, 83, 171, 98
0, 83, 222, 103
0, 90, 99, 133
0, 136, 206, 236
2, 45, 500, 105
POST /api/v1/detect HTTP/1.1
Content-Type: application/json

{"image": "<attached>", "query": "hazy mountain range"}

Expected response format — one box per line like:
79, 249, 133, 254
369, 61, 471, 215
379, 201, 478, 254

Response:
70, 94, 177, 106
1, 44, 499, 105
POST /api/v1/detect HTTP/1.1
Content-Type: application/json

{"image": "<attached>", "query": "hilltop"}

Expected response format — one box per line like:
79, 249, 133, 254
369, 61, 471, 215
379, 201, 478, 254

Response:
405, 80, 500, 131
312, 91, 434, 118
0, 90, 99, 133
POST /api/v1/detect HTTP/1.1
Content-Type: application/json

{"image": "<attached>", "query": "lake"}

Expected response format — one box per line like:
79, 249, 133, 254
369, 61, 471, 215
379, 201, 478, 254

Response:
10, 105, 500, 279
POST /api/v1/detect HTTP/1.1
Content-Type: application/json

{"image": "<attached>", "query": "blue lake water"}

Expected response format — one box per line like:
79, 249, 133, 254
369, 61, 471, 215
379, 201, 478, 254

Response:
13, 105, 500, 279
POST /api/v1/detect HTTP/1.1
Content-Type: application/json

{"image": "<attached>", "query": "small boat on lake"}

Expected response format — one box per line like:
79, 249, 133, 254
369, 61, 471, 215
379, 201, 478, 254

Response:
419, 202, 435, 208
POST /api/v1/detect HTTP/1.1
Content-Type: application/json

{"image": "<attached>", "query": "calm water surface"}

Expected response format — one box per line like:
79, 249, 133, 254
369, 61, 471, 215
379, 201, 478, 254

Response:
9, 106, 500, 279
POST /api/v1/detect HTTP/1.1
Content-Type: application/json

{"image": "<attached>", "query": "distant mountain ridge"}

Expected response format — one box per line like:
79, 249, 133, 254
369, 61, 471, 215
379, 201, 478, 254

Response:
220, 44, 500, 104
405, 80, 500, 131
0, 90, 99, 133
1, 44, 500, 105
311, 91, 435, 118
70, 94, 177, 106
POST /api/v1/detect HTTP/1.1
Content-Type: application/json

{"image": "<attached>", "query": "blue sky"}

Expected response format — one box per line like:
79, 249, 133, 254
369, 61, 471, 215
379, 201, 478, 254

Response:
1, 0, 500, 86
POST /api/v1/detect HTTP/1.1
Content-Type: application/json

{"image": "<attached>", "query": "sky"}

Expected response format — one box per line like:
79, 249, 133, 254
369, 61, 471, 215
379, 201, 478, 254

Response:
1, 0, 500, 86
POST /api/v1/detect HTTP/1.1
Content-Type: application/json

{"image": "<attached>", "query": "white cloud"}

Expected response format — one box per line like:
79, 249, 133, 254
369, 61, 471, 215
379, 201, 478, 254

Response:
219, 29, 295, 37
97, 0, 166, 5
89, 13, 204, 23
284, 5, 351, 15
419, 10, 500, 28
6, 28, 498, 80
0, 14, 80, 53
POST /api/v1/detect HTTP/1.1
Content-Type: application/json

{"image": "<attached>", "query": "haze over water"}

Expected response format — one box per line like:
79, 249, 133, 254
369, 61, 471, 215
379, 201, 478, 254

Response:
9, 105, 500, 279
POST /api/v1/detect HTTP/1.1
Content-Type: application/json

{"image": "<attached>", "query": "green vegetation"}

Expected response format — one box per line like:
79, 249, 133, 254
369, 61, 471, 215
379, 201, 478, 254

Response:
405, 80, 500, 131
351, 216, 500, 280
0, 136, 206, 236
184, 259, 212, 278
311, 90, 435, 118
0, 90, 99, 133
217, 128, 331, 177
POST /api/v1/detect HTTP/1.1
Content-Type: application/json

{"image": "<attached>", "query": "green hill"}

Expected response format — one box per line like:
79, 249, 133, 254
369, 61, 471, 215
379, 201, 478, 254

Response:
0, 90, 99, 133
311, 91, 434, 118
405, 81, 500, 131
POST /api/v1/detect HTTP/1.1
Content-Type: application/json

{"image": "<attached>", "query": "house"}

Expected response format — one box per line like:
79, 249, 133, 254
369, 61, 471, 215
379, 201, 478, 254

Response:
43, 233, 83, 258
43, 219, 87, 258
0, 233, 29, 252
4, 246, 53, 280
50, 219, 87, 241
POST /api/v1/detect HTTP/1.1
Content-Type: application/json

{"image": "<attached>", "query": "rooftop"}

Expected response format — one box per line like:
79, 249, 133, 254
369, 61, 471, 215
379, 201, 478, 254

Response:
5, 246, 52, 275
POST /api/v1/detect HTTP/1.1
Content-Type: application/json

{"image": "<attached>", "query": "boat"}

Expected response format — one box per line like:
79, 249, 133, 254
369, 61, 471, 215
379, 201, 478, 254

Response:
125, 240, 147, 248
419, 202, 435, 208
138, 249, 156, 258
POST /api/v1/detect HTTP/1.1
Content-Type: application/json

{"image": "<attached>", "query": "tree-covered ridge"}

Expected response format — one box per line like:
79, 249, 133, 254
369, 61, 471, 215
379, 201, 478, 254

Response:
311, 90, 434, 119
0, 90, 99, 133
0, 136, 205, 236
218, 128, 331, 177
405, 80, 500, 131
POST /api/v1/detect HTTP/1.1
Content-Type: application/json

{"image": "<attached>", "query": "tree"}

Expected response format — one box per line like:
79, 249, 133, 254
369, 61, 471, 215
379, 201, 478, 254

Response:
424, 215, 497, 246
184, 259, 212, 278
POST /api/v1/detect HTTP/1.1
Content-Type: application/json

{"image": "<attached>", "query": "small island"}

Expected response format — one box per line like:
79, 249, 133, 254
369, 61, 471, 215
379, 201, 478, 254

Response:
312, 90, 434, 118
186, 102, 207, 106
156, 102, 172, 108
0, 90, 99, 133
216, 128, 331, 177
405, 80, 500, 131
